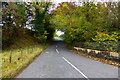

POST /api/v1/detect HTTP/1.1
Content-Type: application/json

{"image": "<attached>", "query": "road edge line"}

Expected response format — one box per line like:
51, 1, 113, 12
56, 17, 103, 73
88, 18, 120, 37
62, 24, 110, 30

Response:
62, 57, 89, 80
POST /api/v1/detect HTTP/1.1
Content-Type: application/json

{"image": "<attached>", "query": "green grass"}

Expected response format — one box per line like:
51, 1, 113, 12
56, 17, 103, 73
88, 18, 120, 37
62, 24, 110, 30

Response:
1, 45, 48, 78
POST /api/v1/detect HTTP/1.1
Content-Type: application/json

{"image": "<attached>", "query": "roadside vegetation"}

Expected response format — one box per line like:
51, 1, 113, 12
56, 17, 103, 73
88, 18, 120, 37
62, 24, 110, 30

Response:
1, 1, 120, 78
51, 1, 120, 66
2, 44, 47, 78
51, 2, 120, 52
2, 2, 53, 78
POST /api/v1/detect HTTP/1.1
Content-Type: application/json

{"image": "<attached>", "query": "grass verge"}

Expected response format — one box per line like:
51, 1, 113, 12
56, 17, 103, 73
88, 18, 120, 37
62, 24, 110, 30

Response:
1, 44, 48, 78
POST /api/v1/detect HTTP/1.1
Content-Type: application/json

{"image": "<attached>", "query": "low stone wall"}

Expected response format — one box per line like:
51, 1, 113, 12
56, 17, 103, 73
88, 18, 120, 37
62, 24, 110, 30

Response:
74, 47, 120, 63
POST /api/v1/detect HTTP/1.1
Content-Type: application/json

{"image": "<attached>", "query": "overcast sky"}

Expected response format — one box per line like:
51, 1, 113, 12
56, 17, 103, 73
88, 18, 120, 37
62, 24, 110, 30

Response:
4, 0, 118, 2
53, 0, 118, 3
53, 0, 78, 3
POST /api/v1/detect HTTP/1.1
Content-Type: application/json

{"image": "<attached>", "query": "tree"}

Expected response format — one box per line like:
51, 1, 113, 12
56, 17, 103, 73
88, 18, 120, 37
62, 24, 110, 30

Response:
51, 1, 120, 51
33, 2, 54, 43
2, 2, 27, 48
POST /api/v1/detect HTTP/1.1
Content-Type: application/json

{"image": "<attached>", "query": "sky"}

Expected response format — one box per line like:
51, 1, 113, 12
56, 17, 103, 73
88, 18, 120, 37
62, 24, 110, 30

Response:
56, 30, 64, 36
3, 0, 118, 2
53, 0, 78, 3
22, 0, 78, 3
53, 0, 118, 3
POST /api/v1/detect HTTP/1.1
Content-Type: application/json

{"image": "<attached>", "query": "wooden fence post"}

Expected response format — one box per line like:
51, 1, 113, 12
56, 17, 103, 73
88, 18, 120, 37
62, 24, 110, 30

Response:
20, 48, 22, 59
9, 49, 12, 63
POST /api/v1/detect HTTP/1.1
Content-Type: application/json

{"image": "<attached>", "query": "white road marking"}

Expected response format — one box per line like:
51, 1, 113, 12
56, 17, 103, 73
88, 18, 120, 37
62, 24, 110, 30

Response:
56, 49, 59, 54
62, 57, 89, 80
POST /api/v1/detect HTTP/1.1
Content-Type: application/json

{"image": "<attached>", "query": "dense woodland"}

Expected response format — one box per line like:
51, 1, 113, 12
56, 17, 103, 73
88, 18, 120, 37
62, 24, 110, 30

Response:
52, 2, 120, 52
2, 1, 120, 52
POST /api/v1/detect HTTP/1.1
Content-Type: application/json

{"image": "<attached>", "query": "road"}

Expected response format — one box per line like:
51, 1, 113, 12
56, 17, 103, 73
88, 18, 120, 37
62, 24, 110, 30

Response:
17, 39, 118, 79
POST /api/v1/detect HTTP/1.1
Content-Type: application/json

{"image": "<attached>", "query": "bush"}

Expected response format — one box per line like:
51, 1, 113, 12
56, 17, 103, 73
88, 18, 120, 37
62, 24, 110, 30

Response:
92, 32, 120, 52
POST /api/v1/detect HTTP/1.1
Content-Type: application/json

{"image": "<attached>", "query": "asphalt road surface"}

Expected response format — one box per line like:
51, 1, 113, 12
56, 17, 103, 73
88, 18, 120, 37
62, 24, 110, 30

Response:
17, 39, 118, 79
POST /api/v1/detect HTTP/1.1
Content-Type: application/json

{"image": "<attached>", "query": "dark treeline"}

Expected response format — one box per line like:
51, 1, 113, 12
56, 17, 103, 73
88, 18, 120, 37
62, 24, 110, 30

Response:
2, 2, 55, 49
51, 2, 120, 52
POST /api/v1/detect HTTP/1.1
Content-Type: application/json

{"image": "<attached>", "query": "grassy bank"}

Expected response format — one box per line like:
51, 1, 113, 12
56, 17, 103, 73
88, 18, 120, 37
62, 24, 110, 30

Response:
2, 30, 49, 78
1, 44, 48, 78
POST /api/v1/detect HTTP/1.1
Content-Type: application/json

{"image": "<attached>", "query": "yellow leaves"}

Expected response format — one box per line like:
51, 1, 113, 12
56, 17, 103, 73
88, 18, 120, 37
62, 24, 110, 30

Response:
93, 32, 109, 42
93, 31, 119, 42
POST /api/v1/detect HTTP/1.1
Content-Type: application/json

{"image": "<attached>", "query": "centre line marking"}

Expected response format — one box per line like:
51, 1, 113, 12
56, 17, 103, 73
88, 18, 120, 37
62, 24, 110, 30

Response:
62, 57, 89, 80
56, 49, 59, 54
